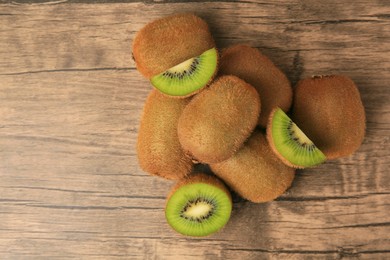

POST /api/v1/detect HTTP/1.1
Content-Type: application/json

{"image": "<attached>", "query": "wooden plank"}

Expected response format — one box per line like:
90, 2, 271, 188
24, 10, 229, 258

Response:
0, 196, 388, 257
1, 1, 390, 79
1, 1, 389, 259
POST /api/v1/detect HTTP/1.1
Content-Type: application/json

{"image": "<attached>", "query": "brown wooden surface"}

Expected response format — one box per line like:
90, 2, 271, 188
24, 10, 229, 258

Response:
1, 1, 389, 259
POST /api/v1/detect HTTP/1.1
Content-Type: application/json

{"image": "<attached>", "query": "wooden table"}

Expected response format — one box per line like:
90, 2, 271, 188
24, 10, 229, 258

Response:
1, 1, 389, 259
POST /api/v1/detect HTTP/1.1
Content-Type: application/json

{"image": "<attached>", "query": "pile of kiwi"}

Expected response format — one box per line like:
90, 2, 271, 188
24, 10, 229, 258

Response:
134, 14, 366, 237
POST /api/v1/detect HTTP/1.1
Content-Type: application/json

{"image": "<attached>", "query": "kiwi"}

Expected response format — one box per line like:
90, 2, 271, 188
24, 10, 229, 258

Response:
210, 131, 295, 203
165, 173, 232, 237
219, 44, 292, 127
132, 13, 217, 97
151, 48, 218, 97
267, 108, 326, 168
178, 75, 260, 164
292, 75, 366, 159
137, 90, 193, 180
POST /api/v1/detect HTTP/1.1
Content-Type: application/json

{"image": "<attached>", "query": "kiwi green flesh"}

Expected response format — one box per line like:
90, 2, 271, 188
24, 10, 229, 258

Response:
151, 48, 217, 97
271, 108, 326, 167
165, 182, 232, 237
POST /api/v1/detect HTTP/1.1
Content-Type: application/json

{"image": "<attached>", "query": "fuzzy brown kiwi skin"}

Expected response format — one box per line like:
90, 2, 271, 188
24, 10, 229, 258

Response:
266, 108, 306, 169
219, 44, 292, 127
178, 75, 261, 164
156, 49, 220, 99
166, 173, 232, 203
292, 75, 366, 159
132, 13, 216, 79
137, 89, 193, 180
210, 131, 295, 203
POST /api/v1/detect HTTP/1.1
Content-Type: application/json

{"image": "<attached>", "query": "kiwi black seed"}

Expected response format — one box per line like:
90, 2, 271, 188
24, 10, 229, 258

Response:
219, 44, 292, 127
178, 75, 261, 164
267, 108, 326, 168
210, 131, 295, 203
137, 90, 193, 180
132, 14, 218, 97
292, 75, 366, 159
165, 173, 232, 237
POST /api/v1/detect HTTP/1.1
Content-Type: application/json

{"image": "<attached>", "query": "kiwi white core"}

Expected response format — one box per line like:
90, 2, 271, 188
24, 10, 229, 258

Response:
183, 201, 214, 219
290, 122, 314, 147
167, 57, 197, 73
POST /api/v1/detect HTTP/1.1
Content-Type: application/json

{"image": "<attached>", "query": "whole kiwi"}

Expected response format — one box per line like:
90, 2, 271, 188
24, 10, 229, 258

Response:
132, 13, 215, 79
292, 75, 366, 159
177, 75, 261, 164
210, 131, 295, 203
137, 89, 193, 180
219, 44, 292, 127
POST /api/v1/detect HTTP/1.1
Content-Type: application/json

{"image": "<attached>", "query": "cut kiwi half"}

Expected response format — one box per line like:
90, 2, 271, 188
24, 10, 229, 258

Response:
132, 14, 216, 79
165, 173, 232, 237
267, 108, 326, 168
151, 48, 218, 97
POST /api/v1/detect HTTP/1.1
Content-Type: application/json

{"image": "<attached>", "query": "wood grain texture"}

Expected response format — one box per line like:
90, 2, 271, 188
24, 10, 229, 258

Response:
0, 1, 389, 259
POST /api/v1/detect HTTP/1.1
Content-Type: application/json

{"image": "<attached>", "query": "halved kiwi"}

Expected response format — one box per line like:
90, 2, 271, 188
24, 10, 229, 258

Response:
137, 90, 193, 180
267, 108, 326, 168
132, 14, 217, 97
165, 173, 232, 237
151, 48, 218, 97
